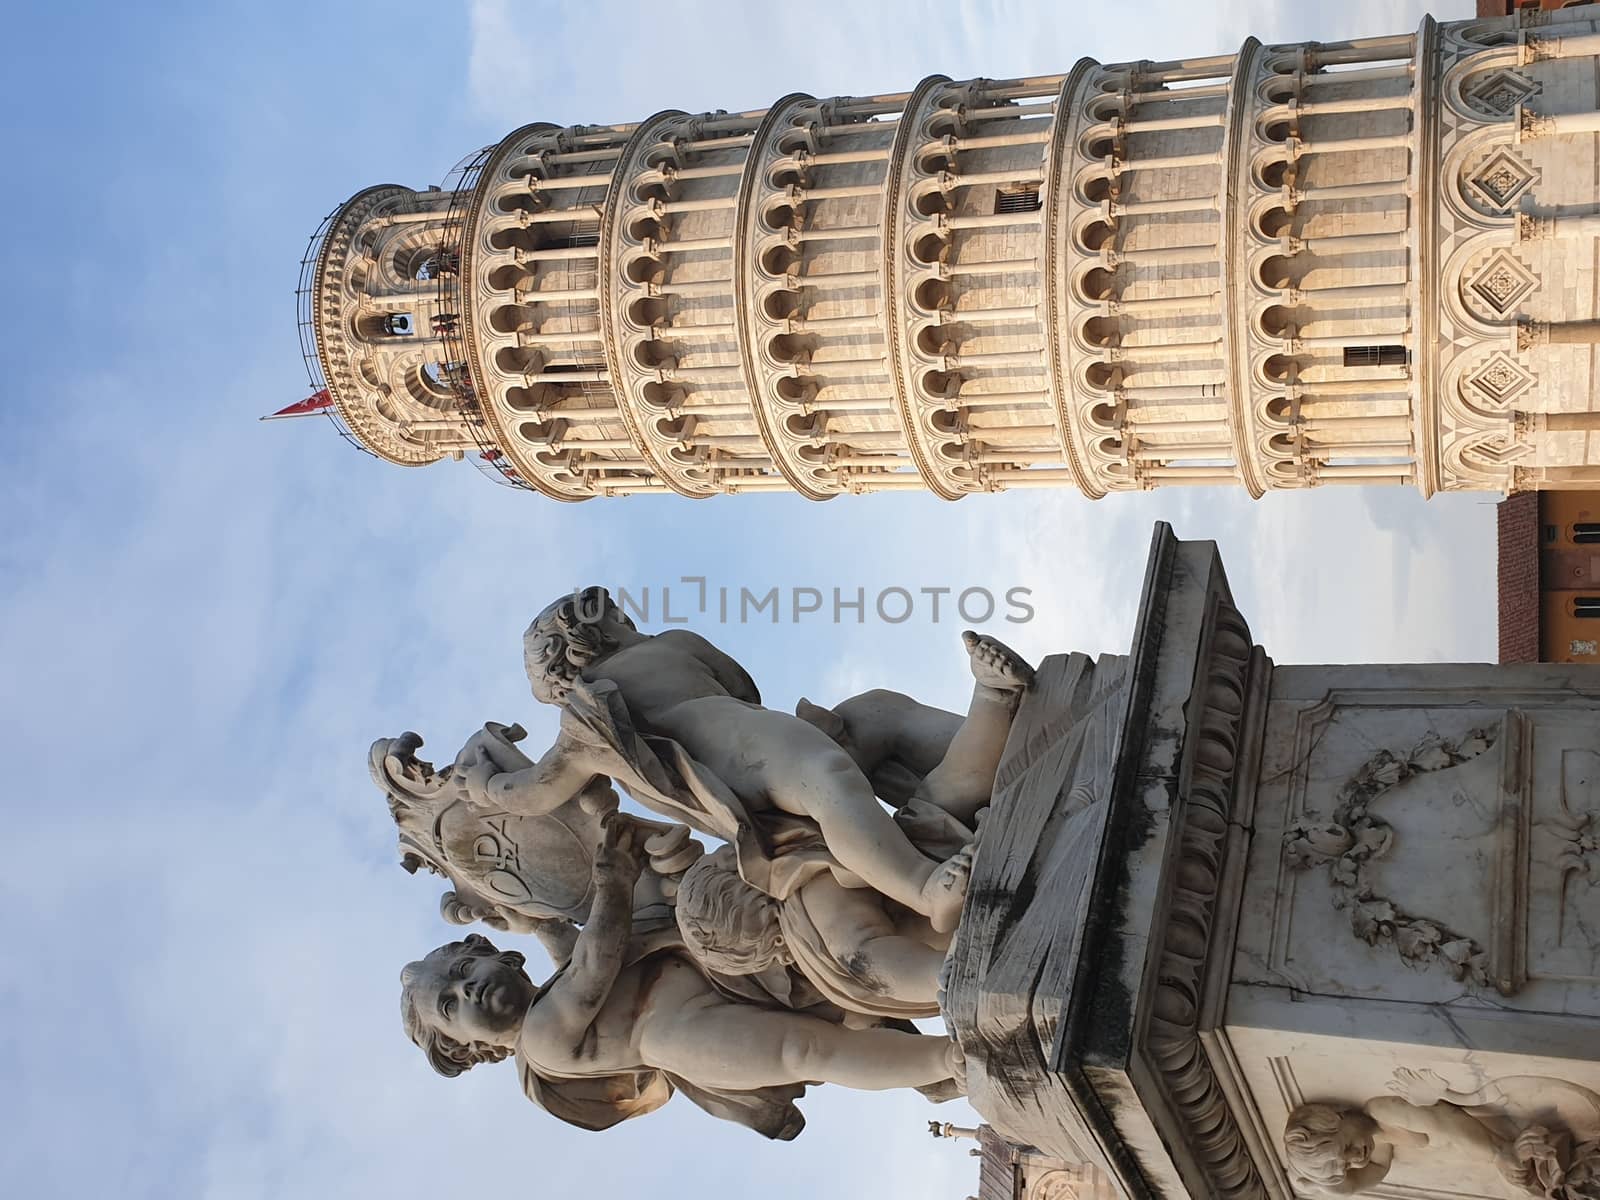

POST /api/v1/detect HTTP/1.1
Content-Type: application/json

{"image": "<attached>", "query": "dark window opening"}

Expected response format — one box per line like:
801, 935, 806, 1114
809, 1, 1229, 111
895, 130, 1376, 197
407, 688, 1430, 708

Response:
1547, 524, 1561, 543
1576, 596, 1600, 618
415, 249, 459, 280
995, 188, 1042, 215
1574, 523, 1600, 544
558, 230, 600, 249
1343, 344, 1408, 368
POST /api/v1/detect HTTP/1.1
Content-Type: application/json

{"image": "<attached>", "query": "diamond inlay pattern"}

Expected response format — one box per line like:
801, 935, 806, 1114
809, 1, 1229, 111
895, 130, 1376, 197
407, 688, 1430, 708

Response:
1467, 250, 1538, 316
1465, 68, 1539, 116
1466, 351, 1536, 408
1466, 148, 1537, 213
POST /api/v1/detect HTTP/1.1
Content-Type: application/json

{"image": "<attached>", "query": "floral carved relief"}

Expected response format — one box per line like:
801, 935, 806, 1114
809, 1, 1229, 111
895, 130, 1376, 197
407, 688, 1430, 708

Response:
1283, 728, 1509, 991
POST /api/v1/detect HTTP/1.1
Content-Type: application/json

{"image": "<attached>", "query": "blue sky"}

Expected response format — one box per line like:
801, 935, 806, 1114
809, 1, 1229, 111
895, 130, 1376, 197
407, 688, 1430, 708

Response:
0, 1, 1494, 1196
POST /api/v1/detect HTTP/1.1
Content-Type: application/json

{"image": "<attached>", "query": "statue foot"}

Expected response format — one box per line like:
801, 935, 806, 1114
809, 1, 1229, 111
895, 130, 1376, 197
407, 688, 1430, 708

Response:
913, 1041, 967, 1103
923, 848, 972, 934
962, 630, 1035, 693
949, 1038, 967, 1096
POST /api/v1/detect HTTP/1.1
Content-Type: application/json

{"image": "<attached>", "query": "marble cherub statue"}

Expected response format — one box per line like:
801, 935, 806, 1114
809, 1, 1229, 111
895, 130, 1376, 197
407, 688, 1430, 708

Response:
400, 816, 963, 1140
433, 622, 1033, 1018
1284, 1067, 1600, 1198
370, 727, 699, 965
376, 721, 937, 1017
453, 587, 1033, 934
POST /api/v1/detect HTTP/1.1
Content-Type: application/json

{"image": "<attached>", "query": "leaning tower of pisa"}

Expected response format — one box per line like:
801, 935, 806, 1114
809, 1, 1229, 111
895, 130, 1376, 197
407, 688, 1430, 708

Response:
296, 5, 1600, 501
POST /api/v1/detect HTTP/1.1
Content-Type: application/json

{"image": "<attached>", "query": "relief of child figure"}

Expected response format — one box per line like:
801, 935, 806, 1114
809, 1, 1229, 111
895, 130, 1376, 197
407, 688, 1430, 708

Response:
1283, 1067, 1600, 1198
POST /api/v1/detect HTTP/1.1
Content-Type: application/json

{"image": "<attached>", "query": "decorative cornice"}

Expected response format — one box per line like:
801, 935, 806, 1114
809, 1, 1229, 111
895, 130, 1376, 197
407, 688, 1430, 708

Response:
1219, 38, 1267, 500
1042, 58, 1106, 500
880, 74, 960, 500
732, 93, 837, 500
1413, 15, 1443, 498
596, 110, 695, 496
455, 122, 592, 501
1142, 590, 1268, 1200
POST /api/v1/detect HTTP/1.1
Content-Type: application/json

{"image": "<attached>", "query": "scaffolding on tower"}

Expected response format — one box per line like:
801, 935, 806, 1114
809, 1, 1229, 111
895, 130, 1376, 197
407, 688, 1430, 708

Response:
294, 206, 380, 460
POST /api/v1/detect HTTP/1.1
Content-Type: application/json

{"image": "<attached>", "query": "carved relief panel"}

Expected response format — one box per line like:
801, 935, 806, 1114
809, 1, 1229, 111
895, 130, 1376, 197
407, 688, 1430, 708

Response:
1220, 1032, 1600, 1200
1236, 667, 1600, 1016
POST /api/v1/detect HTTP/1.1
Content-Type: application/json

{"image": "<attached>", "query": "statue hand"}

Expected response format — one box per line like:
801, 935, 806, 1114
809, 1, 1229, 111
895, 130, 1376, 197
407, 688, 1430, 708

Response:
595, 811, 647, 883
579, 776, 621, 817
1388, 1067, 1450, 1106
447, 740, 502, 808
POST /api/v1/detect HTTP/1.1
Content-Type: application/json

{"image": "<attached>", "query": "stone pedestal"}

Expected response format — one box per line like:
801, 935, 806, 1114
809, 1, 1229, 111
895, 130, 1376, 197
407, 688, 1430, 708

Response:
944, 523, 1600, 1200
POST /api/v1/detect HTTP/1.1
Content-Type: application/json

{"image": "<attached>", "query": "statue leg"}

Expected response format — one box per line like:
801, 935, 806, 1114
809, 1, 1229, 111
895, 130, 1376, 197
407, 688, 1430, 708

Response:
912, 633, 1033, 823
766, 731, 972, 932
659, 701, 972, 930
819, 688, 961, 780
638, 970, 957, 1091
799, 875, 944, 1007
806, 632, 1033, 825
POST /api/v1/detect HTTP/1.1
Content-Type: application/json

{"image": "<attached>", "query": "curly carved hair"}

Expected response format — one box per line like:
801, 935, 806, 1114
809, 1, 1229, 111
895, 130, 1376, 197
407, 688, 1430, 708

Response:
1283, 1103, 1352, 1188
674, 846, 790, 975
523, 587, 635, 704
399, 933, 516, 1078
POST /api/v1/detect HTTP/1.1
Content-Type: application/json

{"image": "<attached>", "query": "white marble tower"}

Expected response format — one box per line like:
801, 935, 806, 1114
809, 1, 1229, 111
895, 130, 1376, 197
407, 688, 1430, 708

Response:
299, 5, 1600, 500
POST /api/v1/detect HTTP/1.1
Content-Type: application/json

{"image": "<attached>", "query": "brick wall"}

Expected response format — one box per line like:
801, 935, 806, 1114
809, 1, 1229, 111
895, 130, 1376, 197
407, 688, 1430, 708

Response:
1476, 0, 1593, 14
1498, 492, 1541, 662
977, 1125, 1021, 1200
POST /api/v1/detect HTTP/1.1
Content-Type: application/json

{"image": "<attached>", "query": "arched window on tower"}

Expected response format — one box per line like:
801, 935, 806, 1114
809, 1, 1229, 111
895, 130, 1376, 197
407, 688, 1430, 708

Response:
1573, 596, 1600, 619
397, 245, 460, 282
1572, 523, 1600, 545
419, 362, 457, 400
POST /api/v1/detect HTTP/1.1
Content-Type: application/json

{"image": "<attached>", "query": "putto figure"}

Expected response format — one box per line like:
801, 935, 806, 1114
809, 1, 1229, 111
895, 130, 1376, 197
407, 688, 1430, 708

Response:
454, 588, 1033, 934
400, 817, 963, 1139
1283, 1068, 1600, 1198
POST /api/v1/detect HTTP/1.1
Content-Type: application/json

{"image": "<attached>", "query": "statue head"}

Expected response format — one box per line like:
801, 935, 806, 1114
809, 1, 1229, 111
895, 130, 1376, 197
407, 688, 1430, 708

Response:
523, 586, 638, 704
1284, 1103, 1377, 1191
1557, 1139, 1600, 1200
674, 846, 790, 975
400, 933, 534, 1077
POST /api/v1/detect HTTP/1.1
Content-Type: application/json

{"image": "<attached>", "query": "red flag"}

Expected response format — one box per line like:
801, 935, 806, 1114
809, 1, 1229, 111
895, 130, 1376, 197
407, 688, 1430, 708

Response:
261, 389, 334, 420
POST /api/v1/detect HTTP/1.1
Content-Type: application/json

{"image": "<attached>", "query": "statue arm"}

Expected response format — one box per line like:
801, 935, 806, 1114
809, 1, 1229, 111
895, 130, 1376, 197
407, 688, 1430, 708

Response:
525, 916, 581, 967
438, 891, 581, 964
1389, 1068, 1487, 1109
467, 728, 608, 817
529, 818, 644, 1041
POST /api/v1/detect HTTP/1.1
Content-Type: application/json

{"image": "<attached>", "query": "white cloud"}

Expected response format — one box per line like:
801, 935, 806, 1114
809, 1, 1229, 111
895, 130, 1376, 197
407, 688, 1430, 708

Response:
2, 0, 1491, 1197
